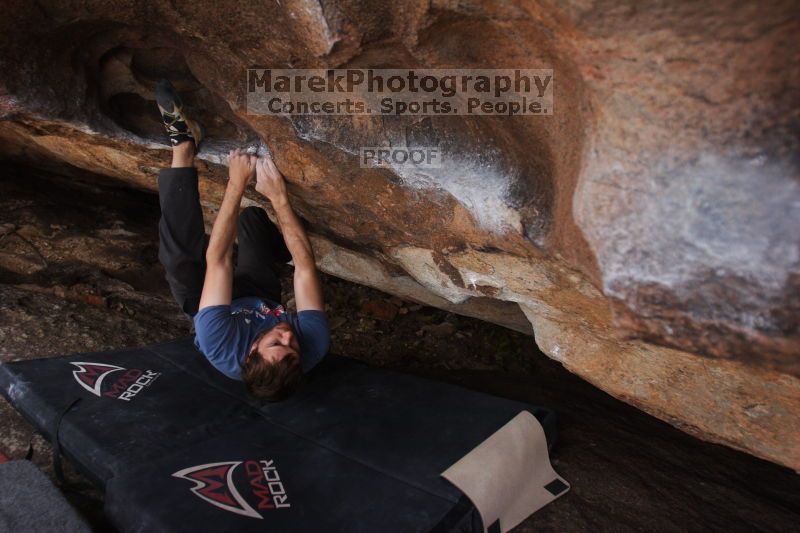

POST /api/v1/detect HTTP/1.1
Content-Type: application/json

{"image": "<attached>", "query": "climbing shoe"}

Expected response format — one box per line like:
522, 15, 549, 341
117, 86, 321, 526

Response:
155, 79, 204, 148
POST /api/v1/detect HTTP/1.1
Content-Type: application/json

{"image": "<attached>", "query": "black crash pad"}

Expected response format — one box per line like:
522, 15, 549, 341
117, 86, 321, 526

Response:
0, 337, 558, 532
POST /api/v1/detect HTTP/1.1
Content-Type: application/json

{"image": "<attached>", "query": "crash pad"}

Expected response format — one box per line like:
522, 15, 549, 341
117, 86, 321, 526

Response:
0, 337, 568, 532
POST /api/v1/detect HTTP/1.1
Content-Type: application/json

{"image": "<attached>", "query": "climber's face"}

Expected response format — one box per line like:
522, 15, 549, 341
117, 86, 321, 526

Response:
249, 322, 300, 364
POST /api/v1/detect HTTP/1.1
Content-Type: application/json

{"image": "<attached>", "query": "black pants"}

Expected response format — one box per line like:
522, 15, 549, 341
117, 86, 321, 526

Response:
157, 167, 291, 317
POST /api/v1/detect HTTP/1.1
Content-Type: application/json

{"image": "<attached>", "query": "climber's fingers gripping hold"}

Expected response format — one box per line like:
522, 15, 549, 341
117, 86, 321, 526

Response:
255, 156, 288, 205
227, 148, 256, 192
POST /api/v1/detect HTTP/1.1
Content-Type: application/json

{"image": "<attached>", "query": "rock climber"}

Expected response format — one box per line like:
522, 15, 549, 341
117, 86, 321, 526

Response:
153, 79, 329, 401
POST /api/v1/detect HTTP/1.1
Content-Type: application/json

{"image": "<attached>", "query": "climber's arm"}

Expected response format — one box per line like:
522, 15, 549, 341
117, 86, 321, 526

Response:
255, 157, 324, 312
273, 200, 324, 312
199, 150, 256, 310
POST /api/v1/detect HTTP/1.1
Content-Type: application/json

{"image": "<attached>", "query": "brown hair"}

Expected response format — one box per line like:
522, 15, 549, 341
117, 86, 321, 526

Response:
241, 335, 303, 401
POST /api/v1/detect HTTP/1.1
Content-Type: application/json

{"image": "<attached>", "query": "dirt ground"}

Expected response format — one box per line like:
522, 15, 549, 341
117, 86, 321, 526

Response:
1, 165, 799, 532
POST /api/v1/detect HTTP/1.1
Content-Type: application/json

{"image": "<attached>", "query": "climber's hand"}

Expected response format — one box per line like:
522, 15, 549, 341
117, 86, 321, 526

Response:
227, 148, 256, 192
255, 156, 288, 205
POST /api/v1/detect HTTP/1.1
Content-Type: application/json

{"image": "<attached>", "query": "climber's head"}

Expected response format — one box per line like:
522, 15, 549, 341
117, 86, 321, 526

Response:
242, 322, 302, 401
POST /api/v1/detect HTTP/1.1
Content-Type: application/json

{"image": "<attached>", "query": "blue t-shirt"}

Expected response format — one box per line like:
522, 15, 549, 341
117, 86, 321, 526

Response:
193, 297, 330, 380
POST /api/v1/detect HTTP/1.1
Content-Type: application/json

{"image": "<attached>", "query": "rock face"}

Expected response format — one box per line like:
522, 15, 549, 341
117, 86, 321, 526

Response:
0, 1, 798, 469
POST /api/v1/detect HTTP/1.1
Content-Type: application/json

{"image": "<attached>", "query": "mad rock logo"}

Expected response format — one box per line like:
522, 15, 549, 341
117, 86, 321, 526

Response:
70, 362, 160, 401
173, 460, 290, 519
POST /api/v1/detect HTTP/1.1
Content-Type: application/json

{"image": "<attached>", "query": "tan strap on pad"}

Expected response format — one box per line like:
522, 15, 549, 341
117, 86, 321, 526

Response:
441, 410, 570, 532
